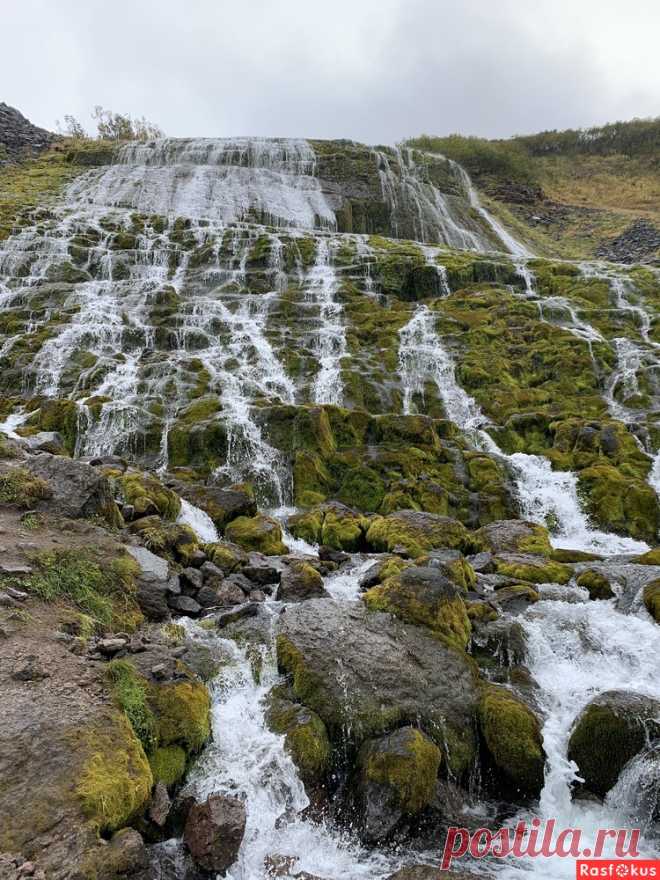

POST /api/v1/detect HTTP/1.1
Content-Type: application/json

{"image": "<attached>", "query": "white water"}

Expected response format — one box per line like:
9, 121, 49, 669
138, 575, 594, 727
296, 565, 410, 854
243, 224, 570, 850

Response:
397, 304, 649, 554
180, 616, 396, 880
67, 138, 337, 230
450, 161, 534, 258
493, 593, 660, 880
306, 238, 347, 405
177, 498, 219, 543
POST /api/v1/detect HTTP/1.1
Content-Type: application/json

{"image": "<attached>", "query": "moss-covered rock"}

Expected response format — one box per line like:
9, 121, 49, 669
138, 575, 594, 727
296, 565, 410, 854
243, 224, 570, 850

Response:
148, 680, 211, 754
205, 540, 248, 573
494, 553, 572, 584
116, 471, 181, 521
363, 566, 471, 651
365, 510, 476, 558
475, 520, 553, 557
0, 465, 52, 508
417, 549, 476, 591
577, 464, 659, 543
278, 560, 328, 602
477, 685, 545, 796
224, 513, 287, 555
643, 579, 660, 623
357, 727, 442, 841
76, 714, 153, 833
287, 501, 368, 551
576, 569, 615, 600
265, 688, 331, 785
568, 691, 660, 797
148, 745, 187, 788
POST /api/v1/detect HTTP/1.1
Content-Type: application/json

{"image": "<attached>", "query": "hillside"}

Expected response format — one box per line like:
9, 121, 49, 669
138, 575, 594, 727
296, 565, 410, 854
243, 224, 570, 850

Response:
0, 110, 659, 880
407, 117, 660, 262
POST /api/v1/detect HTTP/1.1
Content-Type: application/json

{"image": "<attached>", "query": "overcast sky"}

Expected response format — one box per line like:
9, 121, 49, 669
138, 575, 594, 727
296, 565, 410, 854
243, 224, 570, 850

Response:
4, 0, 659, 143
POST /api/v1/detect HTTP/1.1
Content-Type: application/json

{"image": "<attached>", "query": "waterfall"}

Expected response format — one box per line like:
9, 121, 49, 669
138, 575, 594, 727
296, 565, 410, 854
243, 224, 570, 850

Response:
450, 160, 534, 257
306, 238, 347, 406
176, 615, 396, 880
66, 138, 337, 230
492, 591, 660, 879
397, 305, 649, 554
177, 499, 219, 543
373, 148, 490, 250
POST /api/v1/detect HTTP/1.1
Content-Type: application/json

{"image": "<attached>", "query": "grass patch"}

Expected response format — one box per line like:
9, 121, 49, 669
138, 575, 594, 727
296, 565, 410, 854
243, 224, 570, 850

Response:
16, 549, 141, 629
0, 468, 52, 507
107, 659, 156, 751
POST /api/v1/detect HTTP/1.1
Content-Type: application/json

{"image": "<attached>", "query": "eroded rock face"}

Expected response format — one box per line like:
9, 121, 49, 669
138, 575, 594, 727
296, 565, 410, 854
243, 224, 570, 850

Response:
0, 103, 54, 160
183, 794, 246, 875
276, 599, 479, 776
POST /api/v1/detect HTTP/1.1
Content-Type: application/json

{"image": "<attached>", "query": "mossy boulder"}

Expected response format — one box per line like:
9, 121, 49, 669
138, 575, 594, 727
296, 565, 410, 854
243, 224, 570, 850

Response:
76, 716, 153, 833
190, 483, 257, 530
477, 685, 545, 797
567, 691, 660, 797
276, 600, 479, 777
643, 579, 660, 622
365, 510, 477, 559
419, 549, 476, 591
337, 465, 386, 512
287, 501, 368, 551
224, 513, 287, 555
278, 560, 328, 602
634, 549, 660, 566
356, 726, 442, 842
116, 471, 181, 521
129, 517, 199, 564
577, 464, 659, 543
205, 540, 248, 573
148, 745, 187, 788
363, 566, 471, 651
32, 398, 80, 455
576, 569, 615, 600
265, 688, 331, 785
475, 520, 553, 557
494, 553, 572, 584
0, 465, 52, 508
148, 680, 211, 753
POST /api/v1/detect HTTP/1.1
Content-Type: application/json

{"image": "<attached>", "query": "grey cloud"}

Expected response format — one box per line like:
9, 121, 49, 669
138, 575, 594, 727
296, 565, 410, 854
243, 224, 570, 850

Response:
2, 0, 659, 143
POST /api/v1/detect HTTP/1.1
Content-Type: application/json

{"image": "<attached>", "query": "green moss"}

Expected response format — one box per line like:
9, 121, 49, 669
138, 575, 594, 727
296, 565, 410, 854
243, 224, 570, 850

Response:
287, 507, 324, 545
363, 571, 471, 651
149, 745, 187, 788
107, 660, 156, 751
365, 512, 476, 558
148, 681, 211, 753
577, 463, 659, 543
224, 513, 287, 555
337, 465, 385, 513
0, 467, 52, 507
117, 471, 181, 521
576, 569, 614, 600
360, 727, 442, 815
205, 541, 246, 573
494, 556, 572, 584
643, 579, 660, 623
635, 549, 660, 565
33, 398, 80, 454
478, 685, 545, 795
266, 690, 331, 783
76, 715, 153, 833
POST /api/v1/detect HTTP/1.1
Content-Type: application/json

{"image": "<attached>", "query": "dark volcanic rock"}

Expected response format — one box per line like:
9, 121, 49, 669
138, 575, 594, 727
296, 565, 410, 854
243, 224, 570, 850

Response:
183, 794, 246, 874
0, 103, 54, 161
595, 218, 660, 265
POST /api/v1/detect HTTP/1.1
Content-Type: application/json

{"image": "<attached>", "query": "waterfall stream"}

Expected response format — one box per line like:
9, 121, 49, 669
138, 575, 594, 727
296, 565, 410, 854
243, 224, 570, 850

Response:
397, 304, 649, 554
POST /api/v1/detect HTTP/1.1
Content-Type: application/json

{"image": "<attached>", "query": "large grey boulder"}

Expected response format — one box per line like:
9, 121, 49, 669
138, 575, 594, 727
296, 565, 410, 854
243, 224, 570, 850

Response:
24, 453, 121, 525
276, 599, 479, 775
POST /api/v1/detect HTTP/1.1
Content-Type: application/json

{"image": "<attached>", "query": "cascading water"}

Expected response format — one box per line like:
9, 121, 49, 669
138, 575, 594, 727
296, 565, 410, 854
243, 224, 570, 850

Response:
170, 612, 397, 880
492, 589, 660, 880
397, 304, 648, 554
306, 237, 347, 406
